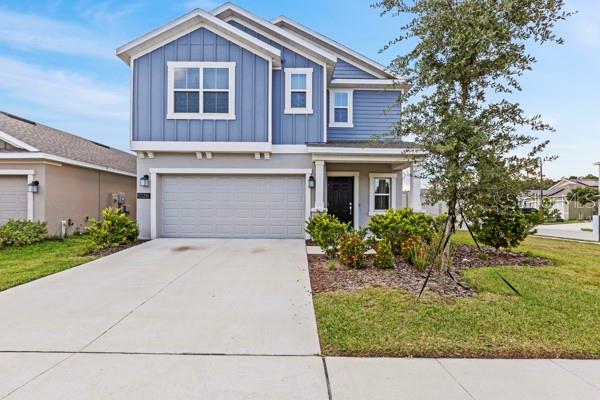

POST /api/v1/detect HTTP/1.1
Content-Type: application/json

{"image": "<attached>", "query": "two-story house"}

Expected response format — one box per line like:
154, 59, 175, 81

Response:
117, 2, 425, 239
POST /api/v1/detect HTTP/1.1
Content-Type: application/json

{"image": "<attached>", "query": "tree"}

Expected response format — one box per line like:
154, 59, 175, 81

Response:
376, 0, 571, 262
521, 175, 556, 190
567, 187, 599, 207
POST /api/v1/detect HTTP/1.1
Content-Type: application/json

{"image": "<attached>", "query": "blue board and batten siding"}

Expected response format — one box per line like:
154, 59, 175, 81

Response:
228, 20, 325, 144
328, 90, 401, 141
132, 23, 401, 144
132, 27, 269, 142
332, 60, 376, 79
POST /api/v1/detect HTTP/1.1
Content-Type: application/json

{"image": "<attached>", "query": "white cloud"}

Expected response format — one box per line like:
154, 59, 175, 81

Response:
76, 1, 142, 26
568, 0, 600, 48
0, 7, 115, 59
0, 56, 127, 120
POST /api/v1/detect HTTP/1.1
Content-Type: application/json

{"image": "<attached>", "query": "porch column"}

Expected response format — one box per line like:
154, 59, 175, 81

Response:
314, 160, 326, 211
408, 164, 422, 211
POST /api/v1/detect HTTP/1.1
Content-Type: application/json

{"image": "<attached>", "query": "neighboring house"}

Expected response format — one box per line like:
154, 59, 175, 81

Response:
0, 112, 137, 236
520, 177, 599, 220
117, 3, 425, 240
419, 189, 448, 217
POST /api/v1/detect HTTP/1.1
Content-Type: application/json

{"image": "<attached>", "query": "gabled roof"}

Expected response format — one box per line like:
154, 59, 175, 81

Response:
0, 112, 136, 175
211, 3, 338, 68
272, 15, 400, 81
116, 8, 282, 65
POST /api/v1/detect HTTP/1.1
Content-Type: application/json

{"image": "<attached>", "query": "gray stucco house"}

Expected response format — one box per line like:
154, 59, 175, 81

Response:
118, 2, 424, 240
0, 112, 137, 236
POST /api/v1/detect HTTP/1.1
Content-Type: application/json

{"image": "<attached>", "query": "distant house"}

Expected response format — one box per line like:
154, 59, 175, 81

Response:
0, 112, 136, 236
520, 177, 599, 220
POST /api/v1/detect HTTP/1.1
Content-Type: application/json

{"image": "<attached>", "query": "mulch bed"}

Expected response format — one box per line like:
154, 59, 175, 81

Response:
87, 240, 146, 258
308, 245, 553, 297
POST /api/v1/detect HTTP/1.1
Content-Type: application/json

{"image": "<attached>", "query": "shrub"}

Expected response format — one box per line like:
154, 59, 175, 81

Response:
306, 213, 349, 258
0, 219, 47, 248
401, 236, 424, 270
338, 229, 368, 269
86, 207, 139, 249
373, 239, 395, 269
368, 208, 435, 255
470, 205, 536, 249
326, 259, 338, 271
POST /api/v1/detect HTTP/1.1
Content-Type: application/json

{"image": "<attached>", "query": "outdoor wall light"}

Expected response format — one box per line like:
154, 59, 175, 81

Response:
308, 175, 316, 189
139, 174, 150, 188
27, 180, 39, 193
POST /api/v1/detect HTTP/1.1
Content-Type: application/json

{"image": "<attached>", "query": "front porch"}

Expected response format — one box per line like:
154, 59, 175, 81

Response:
307, 142, 426, 227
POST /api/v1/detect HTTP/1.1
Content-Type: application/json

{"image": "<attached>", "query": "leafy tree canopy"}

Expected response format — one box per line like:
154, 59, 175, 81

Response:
567, 186, 599, 206
376, 0, 572, 253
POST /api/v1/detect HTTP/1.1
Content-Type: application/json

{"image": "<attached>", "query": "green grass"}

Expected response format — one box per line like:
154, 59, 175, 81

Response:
0, 236, 96, 292
314, 232, 600, 358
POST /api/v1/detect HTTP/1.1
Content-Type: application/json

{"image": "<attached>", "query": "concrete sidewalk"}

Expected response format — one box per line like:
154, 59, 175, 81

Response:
326, 357, 600, 400
2, 354, 598, 399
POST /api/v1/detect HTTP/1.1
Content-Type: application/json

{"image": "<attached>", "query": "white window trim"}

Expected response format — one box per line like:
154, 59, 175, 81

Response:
284, 67, 313, 114
369, 173, 397, 216
329, 89, 353, 128
166, 61, 236, 120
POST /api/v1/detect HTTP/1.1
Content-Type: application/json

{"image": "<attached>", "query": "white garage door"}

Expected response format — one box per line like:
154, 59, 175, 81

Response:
0, 176, 27, 225
159, 175, 306, 238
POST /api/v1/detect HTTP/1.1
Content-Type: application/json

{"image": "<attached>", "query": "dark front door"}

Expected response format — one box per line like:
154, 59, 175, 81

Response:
327, 177, 354, 225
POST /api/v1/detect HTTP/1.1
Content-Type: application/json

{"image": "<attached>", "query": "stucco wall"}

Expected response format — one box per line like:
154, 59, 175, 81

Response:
44, 164, 136, 236
135, 154, 408, 238
326, 163, 403, 227
136, 153, 313, 238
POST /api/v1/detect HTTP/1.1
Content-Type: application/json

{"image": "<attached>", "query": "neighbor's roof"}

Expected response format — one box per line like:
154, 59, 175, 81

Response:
0, 112, 136, 175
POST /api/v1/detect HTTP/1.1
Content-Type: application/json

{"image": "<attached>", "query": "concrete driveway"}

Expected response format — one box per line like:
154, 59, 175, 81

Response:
0, 239, 326, 399
535, 222, 598, 241
2, 239, 599, 399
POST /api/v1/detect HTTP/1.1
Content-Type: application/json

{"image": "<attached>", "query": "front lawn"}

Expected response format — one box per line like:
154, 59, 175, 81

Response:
0, 236, 96, 292
313, 232, 600, 358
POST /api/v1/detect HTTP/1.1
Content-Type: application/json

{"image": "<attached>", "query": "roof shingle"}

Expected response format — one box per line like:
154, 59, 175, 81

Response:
0, 112, 135, 174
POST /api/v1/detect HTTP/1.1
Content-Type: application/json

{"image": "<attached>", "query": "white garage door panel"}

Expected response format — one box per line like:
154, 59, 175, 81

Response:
160, 175, 305, 238
0, 176, 27, 225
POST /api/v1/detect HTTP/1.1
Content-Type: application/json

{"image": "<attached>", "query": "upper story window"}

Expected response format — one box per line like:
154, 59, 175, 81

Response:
329, 89, 353, 128
284, 68, 313, 114
167, 61, 236, 120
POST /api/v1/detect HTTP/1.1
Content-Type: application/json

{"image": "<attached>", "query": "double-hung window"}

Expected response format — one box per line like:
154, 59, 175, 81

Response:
369, 173, 397, 215
167, 61, 235, 120
329, 89, 353, 127
284, 68, 313, 114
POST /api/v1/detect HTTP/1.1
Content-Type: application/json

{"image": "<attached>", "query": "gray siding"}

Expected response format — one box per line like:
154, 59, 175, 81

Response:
332, 59, 377, 79
133, 27, 269, 142
328, 90, 401, 141
228, 20, 325, 144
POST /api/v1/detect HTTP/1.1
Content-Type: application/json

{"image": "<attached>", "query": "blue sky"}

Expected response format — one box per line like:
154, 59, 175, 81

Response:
0, 0, 598, 179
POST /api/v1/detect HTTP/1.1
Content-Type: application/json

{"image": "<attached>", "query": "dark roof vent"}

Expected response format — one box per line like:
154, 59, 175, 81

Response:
90, 140, 110, 149
0, 111, 37, 125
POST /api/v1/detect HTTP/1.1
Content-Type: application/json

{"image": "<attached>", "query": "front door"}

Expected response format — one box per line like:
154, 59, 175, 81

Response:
327, 177, 354, 225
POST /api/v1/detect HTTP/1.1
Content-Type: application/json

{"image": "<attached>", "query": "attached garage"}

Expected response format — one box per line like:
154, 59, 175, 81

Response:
157, 173, 308, 238
0, 175, 28, 225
